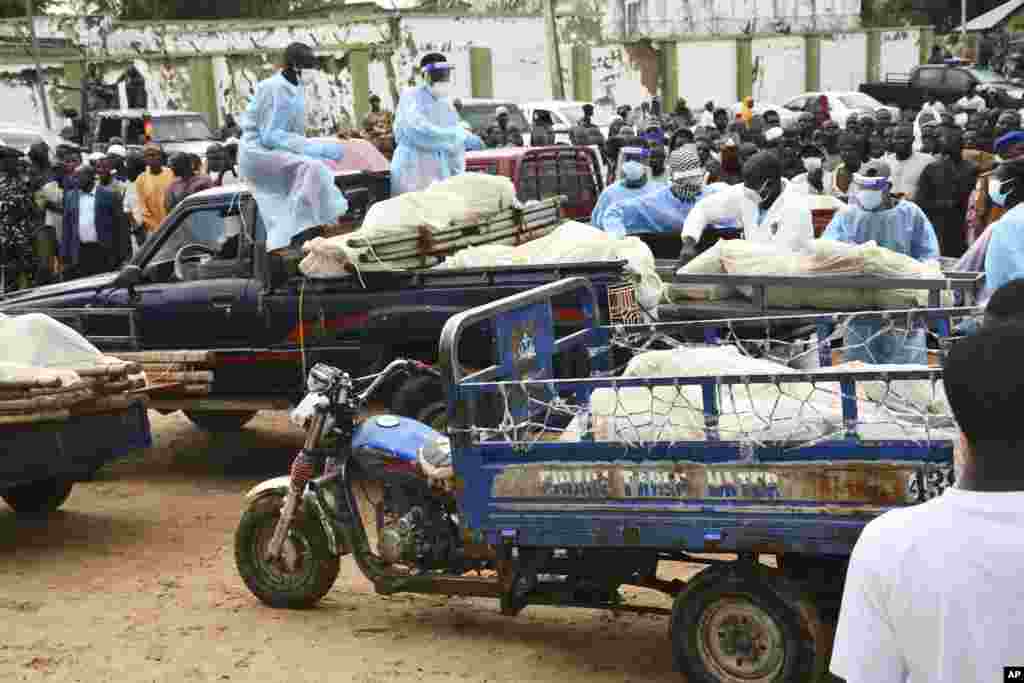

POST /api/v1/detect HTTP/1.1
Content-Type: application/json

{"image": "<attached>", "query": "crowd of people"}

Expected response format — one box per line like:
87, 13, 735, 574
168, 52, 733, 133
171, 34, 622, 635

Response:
0, 137, 243, 290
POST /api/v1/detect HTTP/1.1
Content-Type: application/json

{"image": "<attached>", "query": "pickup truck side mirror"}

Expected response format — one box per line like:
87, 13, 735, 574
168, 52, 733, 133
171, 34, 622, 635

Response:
112, 264, 142, 291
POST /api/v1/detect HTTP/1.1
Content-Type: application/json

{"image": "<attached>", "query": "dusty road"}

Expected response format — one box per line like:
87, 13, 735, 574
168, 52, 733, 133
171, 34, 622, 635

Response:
0, 411, 691, 683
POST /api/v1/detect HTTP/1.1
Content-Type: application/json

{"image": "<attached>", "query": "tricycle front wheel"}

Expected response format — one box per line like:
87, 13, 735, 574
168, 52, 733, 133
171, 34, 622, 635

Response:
1, 478, 73, 516
670, 563, 827, 683
234, 494, 340, 609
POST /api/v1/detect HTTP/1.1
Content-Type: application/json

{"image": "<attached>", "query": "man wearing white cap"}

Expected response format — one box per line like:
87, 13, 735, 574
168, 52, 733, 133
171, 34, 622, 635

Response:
485, 106, 512, 148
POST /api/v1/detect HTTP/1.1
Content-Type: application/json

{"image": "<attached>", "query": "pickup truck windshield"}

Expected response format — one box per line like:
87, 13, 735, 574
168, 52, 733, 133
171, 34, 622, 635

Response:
152, 116, 214, 142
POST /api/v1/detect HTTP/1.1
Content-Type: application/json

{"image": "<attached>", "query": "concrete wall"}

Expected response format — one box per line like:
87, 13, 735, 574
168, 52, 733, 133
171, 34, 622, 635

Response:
677, 40, 736, 110
752, 35, 806, 105
878, 28, 921, 77
0, 14, 930, 133
820, 30, 867, 92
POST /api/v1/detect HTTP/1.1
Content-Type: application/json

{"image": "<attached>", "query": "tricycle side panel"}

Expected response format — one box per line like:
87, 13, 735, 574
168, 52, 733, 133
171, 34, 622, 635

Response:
453, 441, 951, 557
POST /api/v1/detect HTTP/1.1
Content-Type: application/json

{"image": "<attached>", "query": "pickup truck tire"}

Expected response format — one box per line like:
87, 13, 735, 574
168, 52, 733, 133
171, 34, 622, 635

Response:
1, 478, 74, 516
670, 563, 824, 683
390, 375, 448, 432
185, 410, 259, 432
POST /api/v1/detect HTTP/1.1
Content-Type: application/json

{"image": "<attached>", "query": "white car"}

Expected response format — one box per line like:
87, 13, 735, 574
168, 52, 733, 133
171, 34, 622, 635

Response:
521, 100, 615, 144
781, 91, 899, 129
0, 124, 73, 154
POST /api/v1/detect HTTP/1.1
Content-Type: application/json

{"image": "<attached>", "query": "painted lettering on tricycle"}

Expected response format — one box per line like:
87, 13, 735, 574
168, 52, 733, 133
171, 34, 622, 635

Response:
492, 463, 919, 504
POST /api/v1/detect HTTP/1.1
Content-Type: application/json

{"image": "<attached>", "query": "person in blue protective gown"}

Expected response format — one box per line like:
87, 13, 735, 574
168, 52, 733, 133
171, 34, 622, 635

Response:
983, 159, 1024, 298
390, 53, 467, 196
238, 42, 348, 252
822, 159, 941, 364
602, 145, 716, 238
591, 159, 659, 229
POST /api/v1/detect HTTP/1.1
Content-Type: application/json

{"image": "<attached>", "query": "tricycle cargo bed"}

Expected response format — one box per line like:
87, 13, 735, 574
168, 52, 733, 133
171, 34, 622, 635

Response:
440, 278, 965, 559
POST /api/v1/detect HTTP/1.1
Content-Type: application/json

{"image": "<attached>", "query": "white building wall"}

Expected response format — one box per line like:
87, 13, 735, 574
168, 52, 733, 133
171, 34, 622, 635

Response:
752, 35, 805, 105
820, 31, 867, 92
879, 28, 921, 77
678, 40, 736, 110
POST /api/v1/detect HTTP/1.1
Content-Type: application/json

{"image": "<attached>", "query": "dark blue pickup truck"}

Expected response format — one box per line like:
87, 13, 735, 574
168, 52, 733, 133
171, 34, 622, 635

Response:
0, 179, 630, 432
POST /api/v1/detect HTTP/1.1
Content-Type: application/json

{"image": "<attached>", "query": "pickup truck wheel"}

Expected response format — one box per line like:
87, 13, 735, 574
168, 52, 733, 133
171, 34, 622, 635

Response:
185, 410, 259, 432
391, 375, 448, 433
670, 564, 825, 683
1, 479, 74, 516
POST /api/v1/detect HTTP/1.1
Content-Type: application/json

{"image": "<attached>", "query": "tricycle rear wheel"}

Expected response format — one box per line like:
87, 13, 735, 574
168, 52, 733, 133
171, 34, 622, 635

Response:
670, 563, 826, 683
1, 478, 73, 516
234, 494, 340, 609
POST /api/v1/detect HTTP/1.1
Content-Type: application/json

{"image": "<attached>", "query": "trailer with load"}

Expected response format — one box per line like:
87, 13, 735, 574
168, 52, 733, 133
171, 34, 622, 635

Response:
0, 310, 151, 516
232, 276, 970, 683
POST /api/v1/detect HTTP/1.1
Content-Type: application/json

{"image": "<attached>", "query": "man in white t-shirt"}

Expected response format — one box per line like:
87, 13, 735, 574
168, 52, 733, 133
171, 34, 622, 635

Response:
830, 314, 1024, 683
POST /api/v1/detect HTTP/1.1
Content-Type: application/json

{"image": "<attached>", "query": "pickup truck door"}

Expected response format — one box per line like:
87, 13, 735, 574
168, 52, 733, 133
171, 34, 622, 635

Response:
101, 199, 262, 350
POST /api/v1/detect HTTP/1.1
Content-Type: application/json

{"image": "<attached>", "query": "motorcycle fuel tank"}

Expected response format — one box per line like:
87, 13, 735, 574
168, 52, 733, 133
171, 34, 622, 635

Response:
351, 414, 443, 465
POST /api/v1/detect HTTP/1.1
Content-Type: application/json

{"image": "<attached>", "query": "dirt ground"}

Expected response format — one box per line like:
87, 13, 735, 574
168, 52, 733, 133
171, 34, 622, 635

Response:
0, 410, 701, 683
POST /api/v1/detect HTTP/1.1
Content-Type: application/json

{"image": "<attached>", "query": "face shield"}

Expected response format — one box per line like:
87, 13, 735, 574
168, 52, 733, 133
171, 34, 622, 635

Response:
422, 62, 455, 99
616, 147, 650, 186
850, 172, 891, 211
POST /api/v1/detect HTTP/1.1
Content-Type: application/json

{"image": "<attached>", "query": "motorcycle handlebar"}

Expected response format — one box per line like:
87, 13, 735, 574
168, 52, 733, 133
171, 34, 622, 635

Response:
355, 359, 438, 404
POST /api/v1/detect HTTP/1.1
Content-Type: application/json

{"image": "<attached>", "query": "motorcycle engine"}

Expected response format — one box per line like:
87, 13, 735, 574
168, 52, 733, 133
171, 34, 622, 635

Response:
377, 499, 460, 571
379, 506, 427, 566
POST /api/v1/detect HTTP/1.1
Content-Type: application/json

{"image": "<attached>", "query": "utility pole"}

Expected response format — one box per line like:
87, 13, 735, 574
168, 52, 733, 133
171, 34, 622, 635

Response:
26, 0, 52, 131
961, 0, 967, 41
544, 0, 565, 100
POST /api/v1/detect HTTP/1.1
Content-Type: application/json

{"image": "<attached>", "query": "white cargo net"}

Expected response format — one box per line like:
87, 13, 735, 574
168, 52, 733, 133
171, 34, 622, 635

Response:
457, 310, 971, 454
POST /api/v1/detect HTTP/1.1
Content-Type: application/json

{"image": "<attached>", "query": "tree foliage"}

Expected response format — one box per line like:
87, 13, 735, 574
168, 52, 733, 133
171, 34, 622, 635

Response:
69, 0, 326, 21
863, 0, 1011, 31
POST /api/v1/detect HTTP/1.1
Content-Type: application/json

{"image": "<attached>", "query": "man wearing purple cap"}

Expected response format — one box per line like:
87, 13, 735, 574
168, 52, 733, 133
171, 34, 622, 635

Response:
963, 129, 1024, 252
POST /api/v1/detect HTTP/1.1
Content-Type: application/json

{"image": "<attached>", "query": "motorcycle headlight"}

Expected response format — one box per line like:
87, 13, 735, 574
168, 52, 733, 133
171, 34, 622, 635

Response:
420, 436, 452, 469
307, 363, 344, 394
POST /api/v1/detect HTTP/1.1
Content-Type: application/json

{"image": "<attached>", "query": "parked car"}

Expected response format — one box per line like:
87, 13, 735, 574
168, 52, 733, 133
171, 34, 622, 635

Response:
521, 100, 615, 144
465, 145, 604, 220
781, 91, 899, 128
457, 98, 532, 145
86, 109, 219, 158
725, 101, 800, 129
0, 124, 73, 154
860, 64, 1024, 111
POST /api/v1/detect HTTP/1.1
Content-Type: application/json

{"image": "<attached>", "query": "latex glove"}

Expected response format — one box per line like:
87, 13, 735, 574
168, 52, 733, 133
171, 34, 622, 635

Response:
676, 236, 699, 271
303, 140, 345, 161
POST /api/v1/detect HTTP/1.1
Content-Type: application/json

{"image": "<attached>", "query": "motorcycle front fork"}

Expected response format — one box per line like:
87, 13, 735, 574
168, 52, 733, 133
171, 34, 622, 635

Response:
265, 412, 338, 563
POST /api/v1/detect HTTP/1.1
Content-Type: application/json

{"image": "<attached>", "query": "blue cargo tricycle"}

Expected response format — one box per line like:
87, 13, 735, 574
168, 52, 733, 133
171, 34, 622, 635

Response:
235, 277, 965, 683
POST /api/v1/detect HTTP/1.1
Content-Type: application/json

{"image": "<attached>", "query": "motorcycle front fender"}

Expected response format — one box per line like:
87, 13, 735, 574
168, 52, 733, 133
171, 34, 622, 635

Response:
243, 475, 349, 557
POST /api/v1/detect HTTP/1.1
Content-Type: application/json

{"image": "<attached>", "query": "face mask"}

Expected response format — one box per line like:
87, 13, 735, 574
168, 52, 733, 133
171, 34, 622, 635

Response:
430, 82, 451, 99
298, 70, 318, 88
855, 189, 885, 211
671, 175, 703, 202
989, 178, 1013, 207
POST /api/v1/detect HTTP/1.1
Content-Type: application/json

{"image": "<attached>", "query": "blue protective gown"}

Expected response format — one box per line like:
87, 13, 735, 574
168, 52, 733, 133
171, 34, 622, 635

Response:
238, 72, 348, 251
984, 204, 1024, 296
391, 85, 467, 196
591, 179, 662, 229
601, 185, 721, 238
822, 199, 941, 364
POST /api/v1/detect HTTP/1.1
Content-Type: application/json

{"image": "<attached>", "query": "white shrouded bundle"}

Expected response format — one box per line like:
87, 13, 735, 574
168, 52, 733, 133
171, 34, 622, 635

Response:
559, 346, 954, 445
669, 239, 951, 309
439, 221, 664, 319
299, 173, 518, 278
